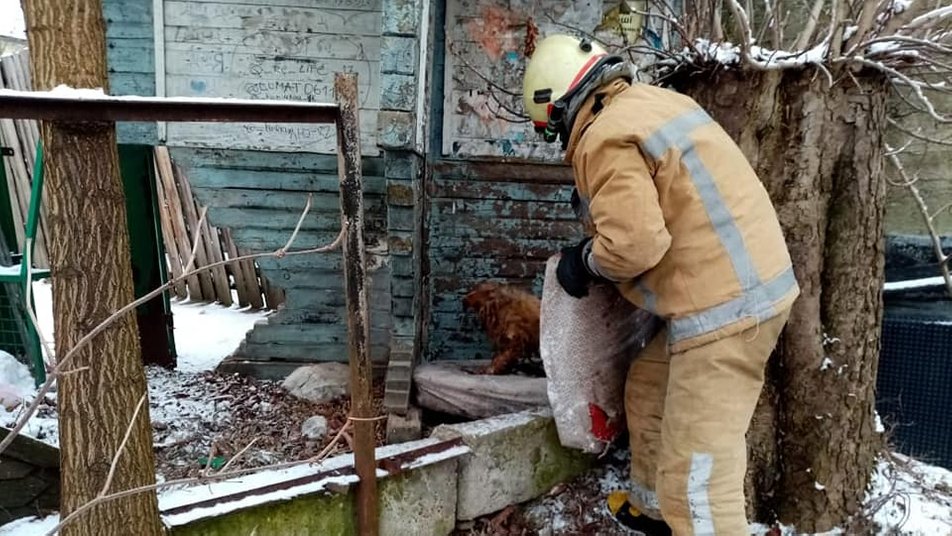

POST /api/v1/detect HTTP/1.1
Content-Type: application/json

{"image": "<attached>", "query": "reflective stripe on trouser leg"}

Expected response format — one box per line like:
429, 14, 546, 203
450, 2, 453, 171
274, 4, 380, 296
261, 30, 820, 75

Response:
656, 308, 791, 535
624, 328, 670, 520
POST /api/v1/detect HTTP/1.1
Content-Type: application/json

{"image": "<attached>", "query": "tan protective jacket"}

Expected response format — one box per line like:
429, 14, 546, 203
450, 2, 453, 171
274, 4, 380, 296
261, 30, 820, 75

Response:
565, 79, 800, 353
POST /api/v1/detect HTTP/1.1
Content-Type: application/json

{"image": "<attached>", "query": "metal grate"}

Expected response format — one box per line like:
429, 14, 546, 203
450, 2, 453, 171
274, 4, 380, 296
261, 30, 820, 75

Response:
876, 309, 952, 470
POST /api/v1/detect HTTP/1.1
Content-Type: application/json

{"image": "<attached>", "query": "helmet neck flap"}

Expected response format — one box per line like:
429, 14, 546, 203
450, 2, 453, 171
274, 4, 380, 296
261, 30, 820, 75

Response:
541, 54, 633, 150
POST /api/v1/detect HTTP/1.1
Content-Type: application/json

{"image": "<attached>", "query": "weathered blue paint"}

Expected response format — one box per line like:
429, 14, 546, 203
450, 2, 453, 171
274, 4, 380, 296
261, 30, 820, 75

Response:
170, 147, 393, 371
424, 160, 584, 362
102, 0, 157, 144
381, 36, 418, 75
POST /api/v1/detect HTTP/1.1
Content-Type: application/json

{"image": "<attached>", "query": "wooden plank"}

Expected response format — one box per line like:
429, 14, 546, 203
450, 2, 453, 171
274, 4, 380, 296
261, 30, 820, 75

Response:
246, 324, 390, 346
165, 27, 381, 60
154, 146, 204, 299
164, 2, 382, 35
430, 198, 578, 221
180, 0, 380, 10
164, 113, 380, 156
191, 187, 350, 211
163, 58, 379, 102
430, 214, 583, 240
106, 21, 154, 39
228, 227, 359, 252
430, 160, 573, 184
106, 39, 155, 73
169, 147, 384, 175
171, 162, 218, 301
259, 273, 286, 310
162, 75, 378, 111
220, 227, 260, 309
232, 342, 390, 363
109, 72, 156, 96
186, 169, 385, 194
152, 158, 189, 299
256, 266, 392, 291
207, 206, 385, 232
203, 223, 234, 307
161, 1, 382, 154
102, 0, 152, 24
0, 120, 31, 255
176, 164, 233, 305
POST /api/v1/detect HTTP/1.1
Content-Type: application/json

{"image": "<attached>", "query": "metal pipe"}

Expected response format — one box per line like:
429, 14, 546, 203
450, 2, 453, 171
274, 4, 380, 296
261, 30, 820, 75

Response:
0, 92, 340, 124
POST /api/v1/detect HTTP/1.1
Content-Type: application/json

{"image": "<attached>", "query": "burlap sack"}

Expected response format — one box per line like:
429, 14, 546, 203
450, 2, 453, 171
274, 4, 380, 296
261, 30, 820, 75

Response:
540, 254, 662, 453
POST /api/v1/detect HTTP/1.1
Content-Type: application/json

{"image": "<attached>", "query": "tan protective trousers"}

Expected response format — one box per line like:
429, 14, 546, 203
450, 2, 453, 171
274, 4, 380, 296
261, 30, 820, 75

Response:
624, 308, 791, 535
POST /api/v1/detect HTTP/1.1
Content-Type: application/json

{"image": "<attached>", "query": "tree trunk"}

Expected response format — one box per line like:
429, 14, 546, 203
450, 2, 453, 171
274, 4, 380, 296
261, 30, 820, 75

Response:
21, 1, 164, 535
668, 66, 888, 532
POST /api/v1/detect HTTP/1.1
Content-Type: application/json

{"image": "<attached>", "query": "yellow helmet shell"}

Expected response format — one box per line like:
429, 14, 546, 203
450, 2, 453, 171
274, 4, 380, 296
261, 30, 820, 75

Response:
522, 34, 610, 127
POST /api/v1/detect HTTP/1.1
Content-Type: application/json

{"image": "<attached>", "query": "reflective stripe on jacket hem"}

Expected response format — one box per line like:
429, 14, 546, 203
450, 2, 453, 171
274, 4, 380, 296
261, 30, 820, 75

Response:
668, 265, 799, 343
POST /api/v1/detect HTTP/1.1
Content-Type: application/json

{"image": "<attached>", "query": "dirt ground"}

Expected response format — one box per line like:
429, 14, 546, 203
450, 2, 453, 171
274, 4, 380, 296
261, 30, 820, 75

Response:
148, 366, 387, 480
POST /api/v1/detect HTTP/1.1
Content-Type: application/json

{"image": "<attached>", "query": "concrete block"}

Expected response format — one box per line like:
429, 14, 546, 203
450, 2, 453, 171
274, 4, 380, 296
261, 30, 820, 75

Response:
386, 407, 423, 444
379, 443, 458, 536
166, 437, 467, 536
431, 409, 596, 520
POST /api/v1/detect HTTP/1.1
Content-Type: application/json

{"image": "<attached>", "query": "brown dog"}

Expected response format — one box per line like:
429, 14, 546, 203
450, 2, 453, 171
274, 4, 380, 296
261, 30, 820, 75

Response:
462, 281, 541, 375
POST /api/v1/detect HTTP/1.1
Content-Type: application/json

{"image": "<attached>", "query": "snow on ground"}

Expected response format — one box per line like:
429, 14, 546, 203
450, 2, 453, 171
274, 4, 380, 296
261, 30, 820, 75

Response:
0, 278, 271, 451
0, 0, 25, 40
509, 447, 952, 536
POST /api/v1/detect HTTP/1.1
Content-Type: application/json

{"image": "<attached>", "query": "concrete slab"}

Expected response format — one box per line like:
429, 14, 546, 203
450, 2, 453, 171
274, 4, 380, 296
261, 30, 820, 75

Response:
431, 408, 595, 521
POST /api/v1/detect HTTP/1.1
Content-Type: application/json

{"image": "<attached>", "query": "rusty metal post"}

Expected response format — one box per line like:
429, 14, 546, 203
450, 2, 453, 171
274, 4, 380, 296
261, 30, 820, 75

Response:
334, 72, 378, 535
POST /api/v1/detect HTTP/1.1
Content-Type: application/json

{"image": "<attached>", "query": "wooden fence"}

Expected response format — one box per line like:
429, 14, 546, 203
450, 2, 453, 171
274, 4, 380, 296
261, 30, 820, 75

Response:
0, 51, 50, 270
153, 146, 284, 308
0, 49, 283, 310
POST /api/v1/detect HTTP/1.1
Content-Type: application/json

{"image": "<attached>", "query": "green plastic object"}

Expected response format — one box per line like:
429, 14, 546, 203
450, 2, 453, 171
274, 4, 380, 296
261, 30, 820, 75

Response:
0, 141, 51, 386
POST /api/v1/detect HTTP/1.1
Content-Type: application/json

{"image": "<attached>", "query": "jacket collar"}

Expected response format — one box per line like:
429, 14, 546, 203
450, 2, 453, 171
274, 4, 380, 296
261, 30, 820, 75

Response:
563, 78, 631, 162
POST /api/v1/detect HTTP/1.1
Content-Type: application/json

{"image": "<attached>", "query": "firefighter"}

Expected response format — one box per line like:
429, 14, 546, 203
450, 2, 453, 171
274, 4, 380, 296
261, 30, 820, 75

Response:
522, 34, 800, 535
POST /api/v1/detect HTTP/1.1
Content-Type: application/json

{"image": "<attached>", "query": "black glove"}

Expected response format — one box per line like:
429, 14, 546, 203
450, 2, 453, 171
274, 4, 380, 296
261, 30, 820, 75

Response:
557, 237, 596, 298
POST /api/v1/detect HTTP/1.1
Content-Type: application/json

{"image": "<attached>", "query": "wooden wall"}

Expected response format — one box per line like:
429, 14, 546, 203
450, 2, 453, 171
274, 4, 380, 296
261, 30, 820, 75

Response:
171, 148, 392, 377
99, 0, 406, 378
161, 0, 382, 155
423, 0, 668, 362
104, 0, 158, 144
424, 160, 584, 361
439, 0, 670, 161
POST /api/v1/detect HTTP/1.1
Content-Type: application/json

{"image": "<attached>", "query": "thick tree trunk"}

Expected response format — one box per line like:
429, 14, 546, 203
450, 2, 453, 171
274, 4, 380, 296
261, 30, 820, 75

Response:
669, 67, 888, 532
21, 1, 163, 535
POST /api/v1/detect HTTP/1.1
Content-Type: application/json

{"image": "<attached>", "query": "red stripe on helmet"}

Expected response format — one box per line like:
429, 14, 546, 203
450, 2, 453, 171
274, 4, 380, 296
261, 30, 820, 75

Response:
568, 53, 606, 92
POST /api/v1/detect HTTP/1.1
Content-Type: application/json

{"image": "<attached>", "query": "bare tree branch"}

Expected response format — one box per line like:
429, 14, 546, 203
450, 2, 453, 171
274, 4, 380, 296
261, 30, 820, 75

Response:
885, 145, 952, 298
0, 198, 345, 458
46, 418, 369, 536
795, 0, 829, 50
